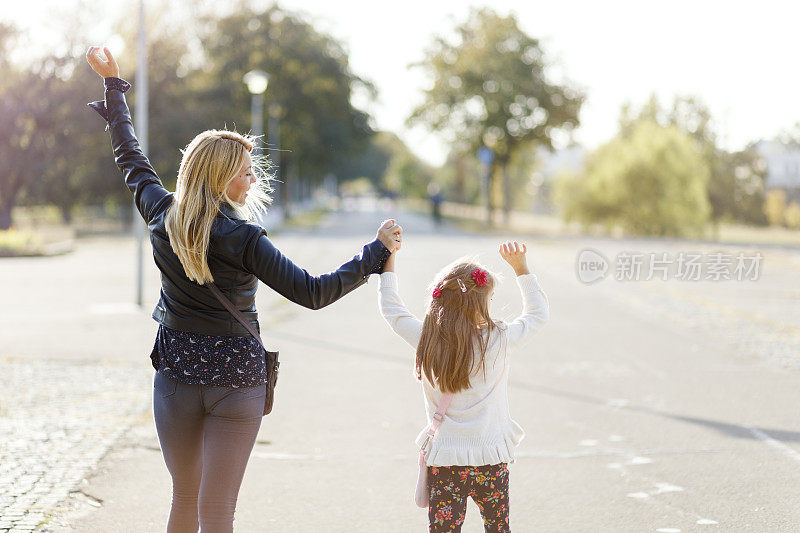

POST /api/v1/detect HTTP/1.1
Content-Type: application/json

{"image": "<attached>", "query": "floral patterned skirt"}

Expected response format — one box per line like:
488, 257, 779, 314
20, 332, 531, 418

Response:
428, 463, 509, 532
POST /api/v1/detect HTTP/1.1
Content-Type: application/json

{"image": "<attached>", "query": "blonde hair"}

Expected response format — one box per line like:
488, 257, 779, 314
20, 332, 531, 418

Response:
415, 258, 498, 393
165, 129, 273, 284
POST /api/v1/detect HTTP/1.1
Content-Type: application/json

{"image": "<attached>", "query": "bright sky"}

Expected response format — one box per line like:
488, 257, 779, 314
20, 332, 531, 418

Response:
4, 0, 799, 166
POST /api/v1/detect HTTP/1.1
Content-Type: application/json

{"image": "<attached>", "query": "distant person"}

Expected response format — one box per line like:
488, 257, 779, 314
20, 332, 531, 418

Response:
428, 183, 443, 226
377, 241, 549, 532
86, 47, 401, 532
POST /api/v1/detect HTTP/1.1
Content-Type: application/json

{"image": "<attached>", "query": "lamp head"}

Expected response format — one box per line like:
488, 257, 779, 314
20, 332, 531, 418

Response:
243, 70, 269, 95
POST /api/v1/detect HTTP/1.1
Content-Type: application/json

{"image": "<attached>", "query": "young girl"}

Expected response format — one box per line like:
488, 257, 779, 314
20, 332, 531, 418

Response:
378, 241, 549, 532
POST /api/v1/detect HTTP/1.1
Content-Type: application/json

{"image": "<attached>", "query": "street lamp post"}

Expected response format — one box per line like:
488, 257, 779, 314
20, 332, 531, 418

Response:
243, 70, 283, 227
243, 70, 268, 155
268, 102, 281, 210
134, 0, 148, 307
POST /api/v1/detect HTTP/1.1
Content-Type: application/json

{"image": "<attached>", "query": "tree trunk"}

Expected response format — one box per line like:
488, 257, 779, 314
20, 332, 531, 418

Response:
485, 163, 495, 228
0, 203, 12, 231
502, 158, 511, 226
60, 205, 72, 225
278, 159, 288, 216
455, 156, 466, 204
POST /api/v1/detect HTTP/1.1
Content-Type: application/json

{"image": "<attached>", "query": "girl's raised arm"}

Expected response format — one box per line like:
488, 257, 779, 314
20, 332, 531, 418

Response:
378, 252, 424, 348
500, 241, 550, 348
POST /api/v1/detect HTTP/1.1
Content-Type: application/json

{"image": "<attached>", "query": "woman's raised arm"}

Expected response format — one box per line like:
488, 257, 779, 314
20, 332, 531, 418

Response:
86, 47, 172, 225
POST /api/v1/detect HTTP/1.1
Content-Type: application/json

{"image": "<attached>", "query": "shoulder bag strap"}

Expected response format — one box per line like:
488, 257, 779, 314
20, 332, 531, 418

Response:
207, 283, 265, 351
420, 392, 454, 453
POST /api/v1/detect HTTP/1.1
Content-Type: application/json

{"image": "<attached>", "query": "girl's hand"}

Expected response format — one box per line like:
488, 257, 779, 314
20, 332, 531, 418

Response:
377, 219, 402, 252
499, 240, 530, 276
86, 46, 120, 79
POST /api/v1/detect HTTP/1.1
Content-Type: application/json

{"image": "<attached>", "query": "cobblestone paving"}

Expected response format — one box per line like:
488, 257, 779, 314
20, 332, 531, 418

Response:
0, 359, 151, 532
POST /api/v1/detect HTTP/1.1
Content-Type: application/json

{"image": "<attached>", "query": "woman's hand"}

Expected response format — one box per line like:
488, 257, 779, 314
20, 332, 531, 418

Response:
377, 219, 402, 252
86, 46, 120, 79
499, 240, 530, 276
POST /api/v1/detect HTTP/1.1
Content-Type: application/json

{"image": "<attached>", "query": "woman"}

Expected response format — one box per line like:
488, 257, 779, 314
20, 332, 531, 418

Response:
86, 47, 401, 532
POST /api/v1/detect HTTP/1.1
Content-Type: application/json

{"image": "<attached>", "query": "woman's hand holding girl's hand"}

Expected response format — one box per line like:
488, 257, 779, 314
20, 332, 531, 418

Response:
86, 46, 119, 79
377, 219, 402, 252
499, 241, 530, 276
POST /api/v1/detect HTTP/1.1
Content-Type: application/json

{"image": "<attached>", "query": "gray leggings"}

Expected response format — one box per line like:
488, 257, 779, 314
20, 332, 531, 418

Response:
153, 370, 265, 533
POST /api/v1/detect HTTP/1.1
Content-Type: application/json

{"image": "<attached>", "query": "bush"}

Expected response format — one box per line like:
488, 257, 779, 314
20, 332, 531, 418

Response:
764, 190, 787, 227
0, 229, 42, 256
785, 201, 800, 229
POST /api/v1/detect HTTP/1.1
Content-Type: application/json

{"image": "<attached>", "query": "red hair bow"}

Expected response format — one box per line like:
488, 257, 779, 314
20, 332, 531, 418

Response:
472, 268, 488, 287
432, 286, 442, 298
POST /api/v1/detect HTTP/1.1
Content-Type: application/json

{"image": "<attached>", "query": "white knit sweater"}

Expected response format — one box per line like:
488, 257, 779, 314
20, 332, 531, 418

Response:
378, 271, 549, 466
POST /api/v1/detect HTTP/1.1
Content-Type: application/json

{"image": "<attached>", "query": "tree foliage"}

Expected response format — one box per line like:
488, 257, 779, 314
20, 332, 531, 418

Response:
555, 120, 711, 237
620, 94, 766, 225
0, 5, 376, 228
409, 8, 583, 221
187, 5, 373, 187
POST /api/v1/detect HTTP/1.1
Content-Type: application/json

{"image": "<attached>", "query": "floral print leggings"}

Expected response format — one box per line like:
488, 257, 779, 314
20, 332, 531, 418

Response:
428, 463, 510, 532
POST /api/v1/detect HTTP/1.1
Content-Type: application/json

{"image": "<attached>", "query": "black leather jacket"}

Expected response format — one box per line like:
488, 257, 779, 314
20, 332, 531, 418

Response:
89, 79, 390, 337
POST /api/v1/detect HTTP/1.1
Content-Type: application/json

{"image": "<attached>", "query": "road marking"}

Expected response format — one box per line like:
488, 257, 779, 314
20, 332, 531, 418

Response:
656, 528, 681, 532
628, 483, 683, 501
653, 482, 683, 494
629, 456, 654, 465
745, 426, 800, 464
696, 519, 718, 525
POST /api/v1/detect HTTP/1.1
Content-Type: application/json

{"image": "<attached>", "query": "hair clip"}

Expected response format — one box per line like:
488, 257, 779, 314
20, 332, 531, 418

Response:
472, 268, 488, 287
432, 286, 442, 298
456, 278, 467, 293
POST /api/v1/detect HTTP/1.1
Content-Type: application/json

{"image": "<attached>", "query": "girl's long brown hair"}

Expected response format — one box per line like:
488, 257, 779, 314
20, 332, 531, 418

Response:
416, 259, 497, 393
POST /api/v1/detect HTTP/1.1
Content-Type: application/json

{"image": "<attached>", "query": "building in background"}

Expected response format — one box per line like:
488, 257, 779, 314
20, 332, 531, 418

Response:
755, 140, 800, 202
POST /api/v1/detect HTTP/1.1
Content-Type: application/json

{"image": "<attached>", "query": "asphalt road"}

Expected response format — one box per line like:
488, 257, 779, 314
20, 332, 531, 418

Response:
2, 203, 800, 532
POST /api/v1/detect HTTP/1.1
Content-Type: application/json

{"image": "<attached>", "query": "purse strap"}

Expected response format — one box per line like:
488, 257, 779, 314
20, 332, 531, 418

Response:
419, 392, 454, 465
425, 393, 454, 439
207, 283, 266, 351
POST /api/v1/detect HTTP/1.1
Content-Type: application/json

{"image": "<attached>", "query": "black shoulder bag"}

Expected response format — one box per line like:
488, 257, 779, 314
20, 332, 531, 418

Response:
207, 283, 280, 415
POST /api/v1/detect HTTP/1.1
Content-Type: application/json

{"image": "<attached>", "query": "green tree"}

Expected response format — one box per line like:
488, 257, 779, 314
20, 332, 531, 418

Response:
336, 132, 403, 191
555, 120, 711, 237
0, 23, 40, 230
20, 53, 125, 223
408, 8, 583, 225
382, 150, 434, 199
187, 5, 374, 209
621, 94, 766, 225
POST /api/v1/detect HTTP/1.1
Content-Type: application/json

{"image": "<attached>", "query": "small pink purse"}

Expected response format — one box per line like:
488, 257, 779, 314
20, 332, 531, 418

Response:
415, 393, 454, 508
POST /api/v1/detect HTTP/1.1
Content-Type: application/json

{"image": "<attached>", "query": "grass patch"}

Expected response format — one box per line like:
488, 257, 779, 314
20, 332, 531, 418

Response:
0, 228, 74, 257
281, 207, 330, 230
405, 199, 800, 247
0, 229, 43, 256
